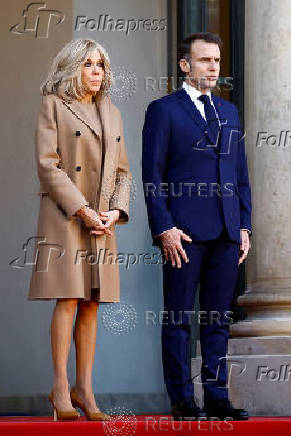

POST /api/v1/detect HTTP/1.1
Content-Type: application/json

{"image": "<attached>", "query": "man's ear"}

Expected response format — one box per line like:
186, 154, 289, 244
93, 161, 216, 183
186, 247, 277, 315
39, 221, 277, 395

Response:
179, 58, 191, 73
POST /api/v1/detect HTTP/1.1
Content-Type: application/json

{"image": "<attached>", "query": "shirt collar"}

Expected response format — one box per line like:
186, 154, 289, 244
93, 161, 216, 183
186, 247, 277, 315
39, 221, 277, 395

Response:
182, 80, 213, 103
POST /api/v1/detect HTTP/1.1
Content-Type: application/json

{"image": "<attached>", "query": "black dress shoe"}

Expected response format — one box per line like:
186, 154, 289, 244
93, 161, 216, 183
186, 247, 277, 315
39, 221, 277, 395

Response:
172, 396, 207, 421
204, 399, 249, 420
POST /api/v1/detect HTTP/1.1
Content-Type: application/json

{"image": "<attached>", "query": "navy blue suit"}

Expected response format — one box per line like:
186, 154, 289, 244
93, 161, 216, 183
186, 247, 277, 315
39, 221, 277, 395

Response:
142, 87, 251, 243
142, 87, 252, 405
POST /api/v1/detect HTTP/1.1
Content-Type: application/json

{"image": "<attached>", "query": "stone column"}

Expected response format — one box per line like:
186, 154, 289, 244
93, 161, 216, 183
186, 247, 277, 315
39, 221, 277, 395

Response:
230, 0, 291, 336
227, 0, 291, 415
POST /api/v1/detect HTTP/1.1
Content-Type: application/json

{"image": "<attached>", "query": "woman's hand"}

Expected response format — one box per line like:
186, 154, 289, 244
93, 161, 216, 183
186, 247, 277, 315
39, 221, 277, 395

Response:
92, 209, 120, 235
76, 206, 111, 235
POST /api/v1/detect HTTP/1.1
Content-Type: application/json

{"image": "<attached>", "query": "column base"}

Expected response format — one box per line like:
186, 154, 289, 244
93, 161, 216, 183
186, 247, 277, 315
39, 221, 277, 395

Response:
191, 337, 291, 415
230, 319, 291, 337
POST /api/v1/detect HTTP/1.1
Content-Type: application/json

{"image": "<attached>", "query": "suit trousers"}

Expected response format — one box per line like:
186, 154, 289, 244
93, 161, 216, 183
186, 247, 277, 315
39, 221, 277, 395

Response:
161, 226, 240, 405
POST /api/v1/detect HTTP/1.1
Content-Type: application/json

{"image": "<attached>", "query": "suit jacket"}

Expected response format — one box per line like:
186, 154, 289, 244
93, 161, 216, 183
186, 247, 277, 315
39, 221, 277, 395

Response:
28, 93, 131, 302
142, 87, 251, 245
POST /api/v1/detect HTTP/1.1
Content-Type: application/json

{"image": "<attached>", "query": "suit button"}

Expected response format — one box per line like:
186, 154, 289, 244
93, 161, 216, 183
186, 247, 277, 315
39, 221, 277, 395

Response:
75, 131, 81, 136
76, 166, 81, 171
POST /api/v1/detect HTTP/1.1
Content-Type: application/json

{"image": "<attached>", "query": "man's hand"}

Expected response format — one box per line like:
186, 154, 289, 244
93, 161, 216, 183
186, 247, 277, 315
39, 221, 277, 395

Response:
239, 229, 251, 265
90, 209, 120, 235
160, 228, 192, 268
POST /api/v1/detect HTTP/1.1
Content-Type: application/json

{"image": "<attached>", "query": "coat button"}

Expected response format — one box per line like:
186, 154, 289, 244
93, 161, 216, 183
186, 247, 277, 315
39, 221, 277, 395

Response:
75, 131, 81, 136
76, 166, 81, 171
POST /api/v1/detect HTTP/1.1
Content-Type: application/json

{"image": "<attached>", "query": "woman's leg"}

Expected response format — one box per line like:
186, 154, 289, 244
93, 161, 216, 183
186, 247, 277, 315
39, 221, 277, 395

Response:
73, 299, 100, 412
51, 298, 79, 410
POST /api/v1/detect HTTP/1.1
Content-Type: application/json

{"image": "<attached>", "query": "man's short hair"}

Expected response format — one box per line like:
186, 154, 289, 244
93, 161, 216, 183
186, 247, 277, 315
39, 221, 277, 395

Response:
178, 32, 223, 63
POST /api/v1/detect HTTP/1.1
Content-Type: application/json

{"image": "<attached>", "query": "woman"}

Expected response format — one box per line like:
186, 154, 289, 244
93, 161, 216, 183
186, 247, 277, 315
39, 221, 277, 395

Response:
28, 38, 131, 421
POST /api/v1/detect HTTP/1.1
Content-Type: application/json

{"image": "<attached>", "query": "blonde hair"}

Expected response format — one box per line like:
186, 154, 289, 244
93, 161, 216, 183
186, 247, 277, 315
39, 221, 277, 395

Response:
40, 38, 112, 101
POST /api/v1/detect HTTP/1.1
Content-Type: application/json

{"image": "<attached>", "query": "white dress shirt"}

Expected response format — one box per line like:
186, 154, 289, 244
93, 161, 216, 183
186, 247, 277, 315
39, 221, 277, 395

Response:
182, 80, 220, 124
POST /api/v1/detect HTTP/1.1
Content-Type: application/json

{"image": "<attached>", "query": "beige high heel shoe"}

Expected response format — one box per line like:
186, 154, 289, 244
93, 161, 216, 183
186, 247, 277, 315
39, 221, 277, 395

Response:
70, 386, 111, 421
48, 391, 80, 421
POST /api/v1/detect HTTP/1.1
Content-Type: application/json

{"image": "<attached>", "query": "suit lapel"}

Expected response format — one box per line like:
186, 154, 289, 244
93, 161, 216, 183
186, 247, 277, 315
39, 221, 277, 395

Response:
175, 88, 207, 134
175, 87, 218, 152
212, 95, 228, 154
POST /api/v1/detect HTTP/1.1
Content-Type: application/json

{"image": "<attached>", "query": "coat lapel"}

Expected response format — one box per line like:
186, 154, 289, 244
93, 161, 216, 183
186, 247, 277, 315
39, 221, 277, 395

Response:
95, 94, 116, 210
96, 94, 111, 154
62, 95, 117, 210
61, 98, 102, 138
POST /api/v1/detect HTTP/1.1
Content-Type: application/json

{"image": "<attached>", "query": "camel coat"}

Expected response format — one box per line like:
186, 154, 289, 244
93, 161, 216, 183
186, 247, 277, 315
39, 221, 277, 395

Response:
28, 93, 131, 302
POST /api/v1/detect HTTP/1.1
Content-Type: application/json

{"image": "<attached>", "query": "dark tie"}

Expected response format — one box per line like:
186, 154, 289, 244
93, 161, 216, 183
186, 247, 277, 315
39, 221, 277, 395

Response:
198, 94, 220, 148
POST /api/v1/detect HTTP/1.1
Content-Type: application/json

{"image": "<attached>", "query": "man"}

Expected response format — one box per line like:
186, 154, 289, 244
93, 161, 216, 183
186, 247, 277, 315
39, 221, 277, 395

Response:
142, 32, 251, 420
